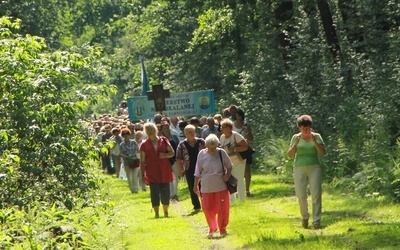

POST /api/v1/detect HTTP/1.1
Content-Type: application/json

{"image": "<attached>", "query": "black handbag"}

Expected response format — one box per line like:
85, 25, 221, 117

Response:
218, 149, 238, 194
236, 125, 256, 160
239, 146, 255, 160
226, 175, 238, 194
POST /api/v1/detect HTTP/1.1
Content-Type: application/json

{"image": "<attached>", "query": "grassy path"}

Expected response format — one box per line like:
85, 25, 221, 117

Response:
98, 174, 400, 249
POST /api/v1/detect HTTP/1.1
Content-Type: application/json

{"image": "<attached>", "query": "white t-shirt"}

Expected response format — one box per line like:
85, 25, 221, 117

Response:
233, 123, 249, 139
219, 131, 246, 165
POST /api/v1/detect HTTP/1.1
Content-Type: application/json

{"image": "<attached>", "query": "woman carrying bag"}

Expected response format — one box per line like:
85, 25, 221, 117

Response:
120, 128, 140, 193
194, 134, 232, 238
233, 108, 255, 197
219, 119, 248, 203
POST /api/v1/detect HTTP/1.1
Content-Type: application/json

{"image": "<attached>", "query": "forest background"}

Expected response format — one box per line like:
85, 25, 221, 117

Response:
0, 0, 399, 248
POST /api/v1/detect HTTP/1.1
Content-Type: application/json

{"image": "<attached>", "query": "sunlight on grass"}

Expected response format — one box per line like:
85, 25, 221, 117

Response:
93, 173, 400, 249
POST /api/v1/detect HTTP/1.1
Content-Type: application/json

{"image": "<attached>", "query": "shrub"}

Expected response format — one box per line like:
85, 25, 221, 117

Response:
0, 17, 104, 209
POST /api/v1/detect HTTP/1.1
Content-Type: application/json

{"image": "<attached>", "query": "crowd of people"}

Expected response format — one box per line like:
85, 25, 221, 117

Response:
88, 107, 325, 238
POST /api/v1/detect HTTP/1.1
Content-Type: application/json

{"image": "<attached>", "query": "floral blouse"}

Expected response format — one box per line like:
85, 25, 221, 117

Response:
120, 139, 139, 166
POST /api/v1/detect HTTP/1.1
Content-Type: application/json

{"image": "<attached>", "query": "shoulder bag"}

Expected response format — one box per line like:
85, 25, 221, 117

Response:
162, 137, 175, 166
233, 133, 244, 161
218, 149, 238, 194
127, 157, 140, 168
234, 132, 255, 160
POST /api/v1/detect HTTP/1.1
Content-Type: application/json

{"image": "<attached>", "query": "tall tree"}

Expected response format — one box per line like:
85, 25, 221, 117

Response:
338, 0, 365, 53
274, 1, 294, 62
316, 0, 340, 62
0, 0, 65, 48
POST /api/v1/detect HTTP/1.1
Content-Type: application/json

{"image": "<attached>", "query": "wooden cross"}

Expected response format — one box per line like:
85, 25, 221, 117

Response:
147, 84, 170, 112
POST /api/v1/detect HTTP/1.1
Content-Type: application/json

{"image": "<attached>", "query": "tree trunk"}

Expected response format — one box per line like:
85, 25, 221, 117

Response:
317, 0, 340, 62
338, 0, 365, 53
274, 1, 294, 62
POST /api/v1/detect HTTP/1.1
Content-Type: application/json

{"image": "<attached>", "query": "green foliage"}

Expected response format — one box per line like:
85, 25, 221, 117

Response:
0, 0, 66, 48
333, 139, 400, 201
1, 0, 400, 201
0, 17, 107, 209
0, 193, 115, 249
191, 7, 235, 47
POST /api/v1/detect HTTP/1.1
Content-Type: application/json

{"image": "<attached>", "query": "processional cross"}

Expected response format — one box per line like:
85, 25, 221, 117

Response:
147, 84, 170, 112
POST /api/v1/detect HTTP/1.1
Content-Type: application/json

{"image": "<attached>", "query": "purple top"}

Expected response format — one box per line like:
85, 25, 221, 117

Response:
194, 148, 233, 193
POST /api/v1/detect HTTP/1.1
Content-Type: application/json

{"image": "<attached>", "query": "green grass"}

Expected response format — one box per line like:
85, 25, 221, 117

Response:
92, 174, 399, 250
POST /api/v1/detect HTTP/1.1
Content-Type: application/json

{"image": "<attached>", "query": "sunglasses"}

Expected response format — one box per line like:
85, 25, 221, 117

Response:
122, 133, 130, 136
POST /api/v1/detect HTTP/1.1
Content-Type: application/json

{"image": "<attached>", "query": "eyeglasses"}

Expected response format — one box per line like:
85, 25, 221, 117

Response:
122, 133, 130, 136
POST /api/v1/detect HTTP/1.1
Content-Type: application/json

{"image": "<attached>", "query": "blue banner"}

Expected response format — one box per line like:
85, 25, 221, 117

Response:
127, 90, 215, 121
139, 56, 150, 96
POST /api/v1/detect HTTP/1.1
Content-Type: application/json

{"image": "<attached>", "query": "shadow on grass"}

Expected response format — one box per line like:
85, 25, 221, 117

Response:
323, 209, 368, 227
251, 176, 294, 199
183, 209, 202, 217
251, 185, 294, 199
242, 221, 399, 249
235, 174, 399, 249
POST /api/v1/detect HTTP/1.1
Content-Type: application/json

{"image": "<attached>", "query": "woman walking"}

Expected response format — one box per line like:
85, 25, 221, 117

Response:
175, 125, 205, 211
160, 121, 180, 201
219, 119, 248, 203
194, 134, 232, 238
140, 123, 175, 218
287, 114, 325, 229
120, 128, 140, 193
233, 108, 254, 197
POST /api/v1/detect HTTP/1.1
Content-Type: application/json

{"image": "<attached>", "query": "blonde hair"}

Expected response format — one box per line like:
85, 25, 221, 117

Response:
213, 114, 222, 120
143, 122, 157, 137
184, 124, 196, 136
220, 119, 233, 129
135, 130, 144, 137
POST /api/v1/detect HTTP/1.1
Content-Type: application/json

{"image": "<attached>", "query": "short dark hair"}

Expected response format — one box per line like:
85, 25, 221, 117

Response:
178, 120, 188, 129
297, 115, 313, 127
189, 117, 199, 125
236, 108, 245, 120
111, 127, 120, 134
121, 128, 131, 135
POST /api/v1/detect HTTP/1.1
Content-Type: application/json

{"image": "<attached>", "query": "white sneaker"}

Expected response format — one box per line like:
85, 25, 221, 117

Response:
220, 232, 228, 238
206, 230, 217, 239
206, 232, 214, 239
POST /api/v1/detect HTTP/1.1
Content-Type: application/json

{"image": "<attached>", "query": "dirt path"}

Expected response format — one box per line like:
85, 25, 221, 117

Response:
170, 194, 235, 249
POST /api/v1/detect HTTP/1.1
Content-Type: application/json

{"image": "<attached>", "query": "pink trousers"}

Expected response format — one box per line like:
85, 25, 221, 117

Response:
201, 189, 230, 234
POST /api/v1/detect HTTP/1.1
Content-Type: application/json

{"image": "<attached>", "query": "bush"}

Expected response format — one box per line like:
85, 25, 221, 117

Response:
0, 17, 104, 209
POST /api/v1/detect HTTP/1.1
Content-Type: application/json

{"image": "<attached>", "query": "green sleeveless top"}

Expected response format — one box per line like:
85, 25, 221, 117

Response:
290, 133, 324, 167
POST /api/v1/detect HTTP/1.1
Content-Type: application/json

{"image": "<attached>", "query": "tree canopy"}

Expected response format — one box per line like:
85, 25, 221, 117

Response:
1, 0, 399, 204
